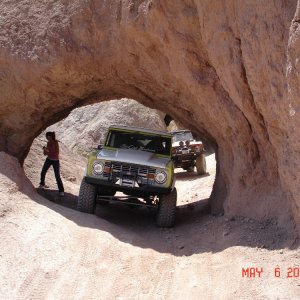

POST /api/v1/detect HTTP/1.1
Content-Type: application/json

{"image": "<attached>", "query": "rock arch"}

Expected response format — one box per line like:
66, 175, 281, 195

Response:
0, 0, 299, 235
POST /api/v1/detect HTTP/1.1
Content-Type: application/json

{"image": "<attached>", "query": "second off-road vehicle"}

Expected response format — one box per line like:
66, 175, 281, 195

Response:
77, 125, 177, 227
171, 129, 206, 175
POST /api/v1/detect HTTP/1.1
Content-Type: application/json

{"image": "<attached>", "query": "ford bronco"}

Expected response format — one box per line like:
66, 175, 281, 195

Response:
77, 125, 177, 227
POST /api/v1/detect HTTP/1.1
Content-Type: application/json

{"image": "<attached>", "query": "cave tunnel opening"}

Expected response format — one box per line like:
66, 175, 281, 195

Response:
23, 98, 218, 224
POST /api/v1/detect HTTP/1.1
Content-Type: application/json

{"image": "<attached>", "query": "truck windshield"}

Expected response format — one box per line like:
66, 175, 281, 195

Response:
105, 130, 171, 156
172, 131, 193, 142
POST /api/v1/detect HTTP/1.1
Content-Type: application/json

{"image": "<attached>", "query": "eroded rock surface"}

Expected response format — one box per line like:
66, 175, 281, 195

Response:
0, 0, 299, 235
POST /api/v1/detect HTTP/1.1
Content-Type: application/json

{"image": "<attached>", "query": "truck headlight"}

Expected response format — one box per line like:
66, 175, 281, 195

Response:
92, 161, 104, 175
155, 170, 167, 184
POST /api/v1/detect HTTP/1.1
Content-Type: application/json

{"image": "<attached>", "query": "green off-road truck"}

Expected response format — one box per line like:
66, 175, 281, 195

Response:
77, 125, 177, 227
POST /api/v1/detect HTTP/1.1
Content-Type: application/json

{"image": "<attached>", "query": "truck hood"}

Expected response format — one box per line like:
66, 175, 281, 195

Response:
96, 148, 170, 169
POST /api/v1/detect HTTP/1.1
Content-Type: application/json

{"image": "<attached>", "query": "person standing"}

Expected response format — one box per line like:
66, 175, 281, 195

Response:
39, 131, 64, 196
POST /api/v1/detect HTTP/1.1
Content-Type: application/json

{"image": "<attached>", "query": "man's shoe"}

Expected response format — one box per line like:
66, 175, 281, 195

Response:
39, 184, 49, 189
59, 192, 64, 197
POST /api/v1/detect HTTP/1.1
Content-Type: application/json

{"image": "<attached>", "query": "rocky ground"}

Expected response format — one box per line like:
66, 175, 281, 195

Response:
1, 151, 299, 300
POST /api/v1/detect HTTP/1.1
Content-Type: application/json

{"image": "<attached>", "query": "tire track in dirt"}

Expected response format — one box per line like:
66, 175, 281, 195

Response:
47, 229, 100, 299
89, 233, 133, 299
53, 230, 91, 299
16, 268, 56, 300
146, 256, 176, 300
48, 226, 127, 300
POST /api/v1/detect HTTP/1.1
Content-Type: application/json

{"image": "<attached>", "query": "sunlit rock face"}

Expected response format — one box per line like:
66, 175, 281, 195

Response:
285, 1, 300, 238
0, 0, 299, 235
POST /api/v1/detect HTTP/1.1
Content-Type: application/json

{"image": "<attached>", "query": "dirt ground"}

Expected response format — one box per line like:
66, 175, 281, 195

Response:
1, 153, 299, 300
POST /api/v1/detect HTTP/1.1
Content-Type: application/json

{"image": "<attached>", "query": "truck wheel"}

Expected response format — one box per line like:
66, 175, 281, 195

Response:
77, 178, 96, 213
196, 154, 206, 175
156, 188, 177, 227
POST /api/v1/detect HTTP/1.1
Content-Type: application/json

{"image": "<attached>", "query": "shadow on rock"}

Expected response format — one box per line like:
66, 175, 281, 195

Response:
34, 188, 296, 256
36, 188, 78, 210
175, 171, 210, 180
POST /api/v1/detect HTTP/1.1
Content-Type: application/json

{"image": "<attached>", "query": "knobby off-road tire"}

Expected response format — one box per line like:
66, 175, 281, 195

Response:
156, 187, 177, 227
196, 154, 207, 175
77, 178, 96, 213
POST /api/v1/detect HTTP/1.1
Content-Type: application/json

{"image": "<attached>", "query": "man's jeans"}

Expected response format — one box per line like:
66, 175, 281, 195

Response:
40, 158, 64, 192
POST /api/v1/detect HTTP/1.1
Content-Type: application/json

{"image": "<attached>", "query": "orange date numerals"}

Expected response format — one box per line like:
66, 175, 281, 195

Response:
287, 267, 300, 278
274, 267, 300, 278
274, 267, 281, 278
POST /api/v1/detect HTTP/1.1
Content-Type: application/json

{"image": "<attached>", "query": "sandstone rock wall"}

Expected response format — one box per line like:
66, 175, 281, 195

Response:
0, 0, 299, 235
285, 1, 300, 238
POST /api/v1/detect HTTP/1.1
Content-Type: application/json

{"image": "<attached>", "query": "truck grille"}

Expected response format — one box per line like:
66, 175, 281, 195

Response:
103, 161, 156, 186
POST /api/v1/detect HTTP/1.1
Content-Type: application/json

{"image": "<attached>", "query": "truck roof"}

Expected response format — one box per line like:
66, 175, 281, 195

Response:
108, 125, 173, 137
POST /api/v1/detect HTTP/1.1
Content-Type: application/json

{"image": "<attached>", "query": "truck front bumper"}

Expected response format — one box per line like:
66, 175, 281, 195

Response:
85, 176, 172, 196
